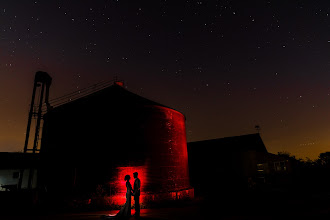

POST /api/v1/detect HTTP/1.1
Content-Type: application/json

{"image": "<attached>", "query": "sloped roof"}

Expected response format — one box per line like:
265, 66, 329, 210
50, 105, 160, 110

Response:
188, 133, 268, 153
0, 153, 39, 169
49, 83, 179, 114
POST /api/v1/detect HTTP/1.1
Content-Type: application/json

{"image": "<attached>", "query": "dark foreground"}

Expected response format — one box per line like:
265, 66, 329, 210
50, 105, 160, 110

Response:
2, 189, 330, 220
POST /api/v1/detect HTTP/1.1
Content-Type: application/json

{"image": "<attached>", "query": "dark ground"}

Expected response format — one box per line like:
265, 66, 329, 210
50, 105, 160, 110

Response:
2, 188, 330, 220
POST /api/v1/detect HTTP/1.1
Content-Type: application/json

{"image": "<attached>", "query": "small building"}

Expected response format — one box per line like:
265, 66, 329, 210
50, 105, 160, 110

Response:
0, 152, 39, 191
0, 153, 39, 211
187, 133, 268, 195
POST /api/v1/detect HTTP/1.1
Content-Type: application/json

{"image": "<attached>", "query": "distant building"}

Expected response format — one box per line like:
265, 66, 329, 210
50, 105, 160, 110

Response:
187, 133, 269, 194
0, 153, 38, 191
187, 133, 296, 195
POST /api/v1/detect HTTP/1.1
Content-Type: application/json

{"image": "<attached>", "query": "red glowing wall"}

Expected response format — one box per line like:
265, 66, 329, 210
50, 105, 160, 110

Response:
144, 106, 190, 192
107, 106, 191, 206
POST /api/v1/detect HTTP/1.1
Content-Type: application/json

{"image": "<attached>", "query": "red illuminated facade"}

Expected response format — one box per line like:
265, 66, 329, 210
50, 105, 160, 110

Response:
106, 105, 192, 206
143, 106, 190, 193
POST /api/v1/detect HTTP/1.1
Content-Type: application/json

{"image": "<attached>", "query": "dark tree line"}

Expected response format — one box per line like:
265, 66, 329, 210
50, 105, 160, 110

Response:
277, 151, 330, 193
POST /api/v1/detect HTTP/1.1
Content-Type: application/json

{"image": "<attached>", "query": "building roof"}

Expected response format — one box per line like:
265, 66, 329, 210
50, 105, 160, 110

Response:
48, 83, 181, 115
0, 153, 39, 169
188, 133, 268, 153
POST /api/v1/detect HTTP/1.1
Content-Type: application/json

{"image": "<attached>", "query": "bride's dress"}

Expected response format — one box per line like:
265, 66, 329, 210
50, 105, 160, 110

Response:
116, 181, 132, 218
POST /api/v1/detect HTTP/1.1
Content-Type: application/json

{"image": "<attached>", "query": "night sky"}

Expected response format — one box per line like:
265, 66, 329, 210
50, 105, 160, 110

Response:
1, 0, 330, 159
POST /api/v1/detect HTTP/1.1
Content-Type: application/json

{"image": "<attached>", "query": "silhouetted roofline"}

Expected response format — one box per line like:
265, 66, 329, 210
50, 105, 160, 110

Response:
47, 83, 185, 118
0, 152, 39, 169
188, 133, 261, 144
188, 133, 268, 153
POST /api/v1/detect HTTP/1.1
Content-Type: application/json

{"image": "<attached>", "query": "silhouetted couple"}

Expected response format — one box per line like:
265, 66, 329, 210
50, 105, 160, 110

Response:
115, 172, 141, 219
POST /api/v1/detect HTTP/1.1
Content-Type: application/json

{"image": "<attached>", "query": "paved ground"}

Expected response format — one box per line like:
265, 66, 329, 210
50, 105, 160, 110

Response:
2, 205, 329, 220
0, 206, 204, 220
3, 192, 330, 220
2, 204, 330, 220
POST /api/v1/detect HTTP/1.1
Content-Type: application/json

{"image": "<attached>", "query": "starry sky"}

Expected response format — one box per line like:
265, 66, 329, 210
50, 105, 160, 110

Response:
1, 0, 330, 159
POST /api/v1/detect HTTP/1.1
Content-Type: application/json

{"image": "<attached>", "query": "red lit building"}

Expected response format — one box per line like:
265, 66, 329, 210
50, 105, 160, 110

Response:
40, 83, 193, 207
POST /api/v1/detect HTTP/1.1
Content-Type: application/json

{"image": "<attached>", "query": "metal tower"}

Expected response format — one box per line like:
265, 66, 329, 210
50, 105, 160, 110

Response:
19, 71, 52, 190
23, 71, 52, 153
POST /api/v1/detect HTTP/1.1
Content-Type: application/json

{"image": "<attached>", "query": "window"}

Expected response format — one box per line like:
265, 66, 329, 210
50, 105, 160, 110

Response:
280, 161, 287, 171
274, 162, 281, 171
274, 161, 287, 172
257, 164, 264, 172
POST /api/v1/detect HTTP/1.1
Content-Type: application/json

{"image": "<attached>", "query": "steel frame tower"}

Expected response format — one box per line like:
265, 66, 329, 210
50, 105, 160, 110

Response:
18, 71, 52, 190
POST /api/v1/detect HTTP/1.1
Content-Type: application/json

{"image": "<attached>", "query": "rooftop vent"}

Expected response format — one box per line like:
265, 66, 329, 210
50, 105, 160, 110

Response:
114, 81, 124, 87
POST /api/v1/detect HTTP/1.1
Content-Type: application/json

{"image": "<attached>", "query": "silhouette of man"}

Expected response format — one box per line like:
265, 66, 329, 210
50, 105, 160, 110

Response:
133, 172, 141, 217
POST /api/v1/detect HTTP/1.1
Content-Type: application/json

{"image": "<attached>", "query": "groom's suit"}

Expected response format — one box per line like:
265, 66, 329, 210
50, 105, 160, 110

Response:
133, 177, 141, 216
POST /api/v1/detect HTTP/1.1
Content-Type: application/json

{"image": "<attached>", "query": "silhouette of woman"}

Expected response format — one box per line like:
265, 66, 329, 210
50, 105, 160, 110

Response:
115, 174, 132, 218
